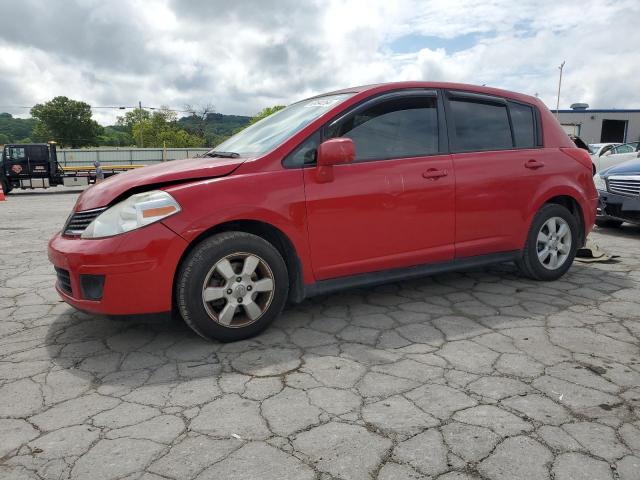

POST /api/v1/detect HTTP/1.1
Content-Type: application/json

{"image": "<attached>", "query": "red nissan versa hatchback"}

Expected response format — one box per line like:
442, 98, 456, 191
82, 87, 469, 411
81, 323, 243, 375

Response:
48, 82, 597, 342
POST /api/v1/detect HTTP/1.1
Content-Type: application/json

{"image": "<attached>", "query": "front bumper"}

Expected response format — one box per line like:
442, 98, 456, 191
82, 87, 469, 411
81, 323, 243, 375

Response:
48, 222, 188, 315
597, 190, 640, 225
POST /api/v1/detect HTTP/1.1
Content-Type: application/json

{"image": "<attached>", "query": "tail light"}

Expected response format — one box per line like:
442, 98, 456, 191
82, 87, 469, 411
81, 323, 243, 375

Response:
560, 147, 592, 171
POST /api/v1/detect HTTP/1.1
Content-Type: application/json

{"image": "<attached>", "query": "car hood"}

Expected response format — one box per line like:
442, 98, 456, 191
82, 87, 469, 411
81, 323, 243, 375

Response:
602, 157, 640, 177
74, 156, 247, 211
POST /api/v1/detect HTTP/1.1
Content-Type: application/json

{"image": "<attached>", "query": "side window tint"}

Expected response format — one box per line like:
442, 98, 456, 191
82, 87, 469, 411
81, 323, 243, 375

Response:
28, 146, 47, 161
283, 132, 319, 167
509, 101, 536, 148
449, 99, 512, 151
327, 96, 438, 162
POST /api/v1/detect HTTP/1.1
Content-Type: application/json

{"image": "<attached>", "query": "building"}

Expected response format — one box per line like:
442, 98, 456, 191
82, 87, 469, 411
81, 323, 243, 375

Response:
556, 104, 640, 145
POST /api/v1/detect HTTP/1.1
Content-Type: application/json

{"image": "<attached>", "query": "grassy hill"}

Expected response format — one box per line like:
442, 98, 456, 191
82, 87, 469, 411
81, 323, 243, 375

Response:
0, 113, 37, 144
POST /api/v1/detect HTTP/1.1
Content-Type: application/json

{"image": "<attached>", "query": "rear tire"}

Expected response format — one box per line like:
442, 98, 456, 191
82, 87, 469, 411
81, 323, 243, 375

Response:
517, 204, 578, 281
595, 218, 623, 228
176, 232, 289, 342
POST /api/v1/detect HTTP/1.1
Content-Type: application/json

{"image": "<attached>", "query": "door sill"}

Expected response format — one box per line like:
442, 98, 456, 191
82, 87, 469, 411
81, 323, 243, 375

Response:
303, 250, 521, 299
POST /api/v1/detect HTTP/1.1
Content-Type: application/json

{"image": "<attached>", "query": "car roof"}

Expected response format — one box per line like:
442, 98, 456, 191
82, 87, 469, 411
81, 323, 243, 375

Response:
315, 81, 541, 106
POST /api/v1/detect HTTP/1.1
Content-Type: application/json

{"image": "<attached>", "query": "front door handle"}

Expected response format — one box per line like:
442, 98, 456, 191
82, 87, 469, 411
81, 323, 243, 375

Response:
524, 159, 545, 169
423, 168, 448, 180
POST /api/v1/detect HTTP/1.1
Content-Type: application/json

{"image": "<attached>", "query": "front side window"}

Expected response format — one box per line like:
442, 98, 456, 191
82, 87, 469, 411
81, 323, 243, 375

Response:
509, 101, 536, 148
326, 96, 439, 162
285, 132, 320, 167
449, 98, 513, 152
9, 147, 25, 161
212, 93, 353, 157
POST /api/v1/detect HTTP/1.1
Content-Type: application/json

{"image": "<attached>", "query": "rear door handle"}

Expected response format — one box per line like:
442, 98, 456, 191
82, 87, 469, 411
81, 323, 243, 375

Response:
524, 159, 545, 169
423, 168, 448, 179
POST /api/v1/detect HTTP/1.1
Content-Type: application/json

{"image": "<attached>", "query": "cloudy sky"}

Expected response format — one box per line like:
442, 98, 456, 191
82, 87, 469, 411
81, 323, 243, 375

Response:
0, 0, 639, 125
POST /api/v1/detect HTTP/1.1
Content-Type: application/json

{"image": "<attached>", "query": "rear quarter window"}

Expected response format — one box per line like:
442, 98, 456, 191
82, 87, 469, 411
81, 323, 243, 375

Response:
508, 101, 536, 148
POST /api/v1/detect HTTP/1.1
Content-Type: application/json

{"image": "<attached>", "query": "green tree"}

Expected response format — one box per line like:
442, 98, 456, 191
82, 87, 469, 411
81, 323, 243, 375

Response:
97, 127, 135, 147
30, 97, 102, 147
0, 133, 9, 145
126, 108, 204, 148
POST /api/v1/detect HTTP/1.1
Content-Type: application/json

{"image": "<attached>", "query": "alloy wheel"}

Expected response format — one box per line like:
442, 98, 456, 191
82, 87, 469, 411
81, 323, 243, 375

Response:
201, 252, 275, 327
536, 216, 572, 270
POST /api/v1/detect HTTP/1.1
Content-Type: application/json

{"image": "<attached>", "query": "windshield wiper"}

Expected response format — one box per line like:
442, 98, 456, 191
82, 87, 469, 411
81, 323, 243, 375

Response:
202, 151, 240, 158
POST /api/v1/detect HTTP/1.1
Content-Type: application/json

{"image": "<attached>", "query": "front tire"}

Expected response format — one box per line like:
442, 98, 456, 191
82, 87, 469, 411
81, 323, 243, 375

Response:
517, 204, 578, 281
176, 232, 289, 342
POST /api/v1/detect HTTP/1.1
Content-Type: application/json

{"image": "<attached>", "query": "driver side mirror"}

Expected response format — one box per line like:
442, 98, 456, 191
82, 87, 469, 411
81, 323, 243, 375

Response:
315, 138, 355, 183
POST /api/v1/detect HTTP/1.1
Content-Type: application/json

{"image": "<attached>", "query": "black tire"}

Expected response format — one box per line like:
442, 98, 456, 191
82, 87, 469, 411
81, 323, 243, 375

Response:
595, 218, 623, 228
176, 232, 289, 342
517, 204, 579, 281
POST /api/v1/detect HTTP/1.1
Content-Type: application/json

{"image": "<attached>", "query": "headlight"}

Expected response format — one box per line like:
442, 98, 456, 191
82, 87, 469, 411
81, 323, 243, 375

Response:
593, 174, 607, 192
81, 190, 180, 239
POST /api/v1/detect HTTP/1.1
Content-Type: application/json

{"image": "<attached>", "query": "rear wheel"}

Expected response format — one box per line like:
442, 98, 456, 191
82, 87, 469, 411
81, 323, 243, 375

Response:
595, 218, 623, 228
517, 204, 578, 281
176, 232, 289, 342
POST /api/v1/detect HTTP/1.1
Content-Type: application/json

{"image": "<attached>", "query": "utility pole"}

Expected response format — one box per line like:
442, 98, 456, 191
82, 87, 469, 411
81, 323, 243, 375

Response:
138, 100, 144, 148
555, 61, 565, 117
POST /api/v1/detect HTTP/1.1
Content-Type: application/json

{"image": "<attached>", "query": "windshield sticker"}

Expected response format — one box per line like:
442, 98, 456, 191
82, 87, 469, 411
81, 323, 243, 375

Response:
304, 98, 342, 108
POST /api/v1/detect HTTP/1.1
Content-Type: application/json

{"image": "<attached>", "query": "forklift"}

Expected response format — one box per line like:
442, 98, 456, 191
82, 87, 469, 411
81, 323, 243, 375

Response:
0, 142, 142, 194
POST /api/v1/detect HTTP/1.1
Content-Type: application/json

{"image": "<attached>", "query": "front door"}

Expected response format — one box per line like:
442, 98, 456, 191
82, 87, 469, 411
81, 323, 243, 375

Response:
303, 92, 455, 280
4, 145, 28, 179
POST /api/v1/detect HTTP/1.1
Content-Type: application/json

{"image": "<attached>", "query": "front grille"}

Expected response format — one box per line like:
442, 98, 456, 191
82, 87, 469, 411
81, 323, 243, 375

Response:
63, 207, 106, 236
608, 176, 640, 198
55, 267, 72, 295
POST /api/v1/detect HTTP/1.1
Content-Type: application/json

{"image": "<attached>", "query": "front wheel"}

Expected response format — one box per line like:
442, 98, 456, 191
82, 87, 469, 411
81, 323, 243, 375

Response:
517, 204, 579, 281
176, 232, 289, 342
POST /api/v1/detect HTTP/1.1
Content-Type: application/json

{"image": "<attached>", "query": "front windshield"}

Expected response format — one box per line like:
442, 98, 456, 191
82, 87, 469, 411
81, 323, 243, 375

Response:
212, 93, 353, 156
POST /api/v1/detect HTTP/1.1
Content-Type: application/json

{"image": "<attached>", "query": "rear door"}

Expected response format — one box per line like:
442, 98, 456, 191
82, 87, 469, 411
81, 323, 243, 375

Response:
445, 91, 553, 257
302, 90, 455, 280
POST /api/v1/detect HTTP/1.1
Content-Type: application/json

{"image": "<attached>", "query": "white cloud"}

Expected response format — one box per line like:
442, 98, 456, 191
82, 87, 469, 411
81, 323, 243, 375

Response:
0, 0, 638, 124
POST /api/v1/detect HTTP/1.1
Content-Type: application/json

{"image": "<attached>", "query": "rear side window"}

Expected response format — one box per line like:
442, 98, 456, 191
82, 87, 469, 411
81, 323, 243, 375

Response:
449, 99, 513, 152
327, 96, 439, 162
509, 101, 536, 148
28, 146, 47, 162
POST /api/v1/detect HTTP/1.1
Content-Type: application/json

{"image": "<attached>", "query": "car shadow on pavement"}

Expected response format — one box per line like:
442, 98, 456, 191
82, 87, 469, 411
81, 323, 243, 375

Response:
42, 260, 636, 395
594, 223, 640, 239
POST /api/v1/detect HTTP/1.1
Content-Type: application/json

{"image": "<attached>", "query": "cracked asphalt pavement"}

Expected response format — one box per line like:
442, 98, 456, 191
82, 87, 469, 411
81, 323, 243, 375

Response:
1, 189, 639, 480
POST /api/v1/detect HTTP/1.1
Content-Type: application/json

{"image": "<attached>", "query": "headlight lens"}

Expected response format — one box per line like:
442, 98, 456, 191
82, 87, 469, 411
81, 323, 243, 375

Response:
81, 190, 180, 239
593, 174, 607, 192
